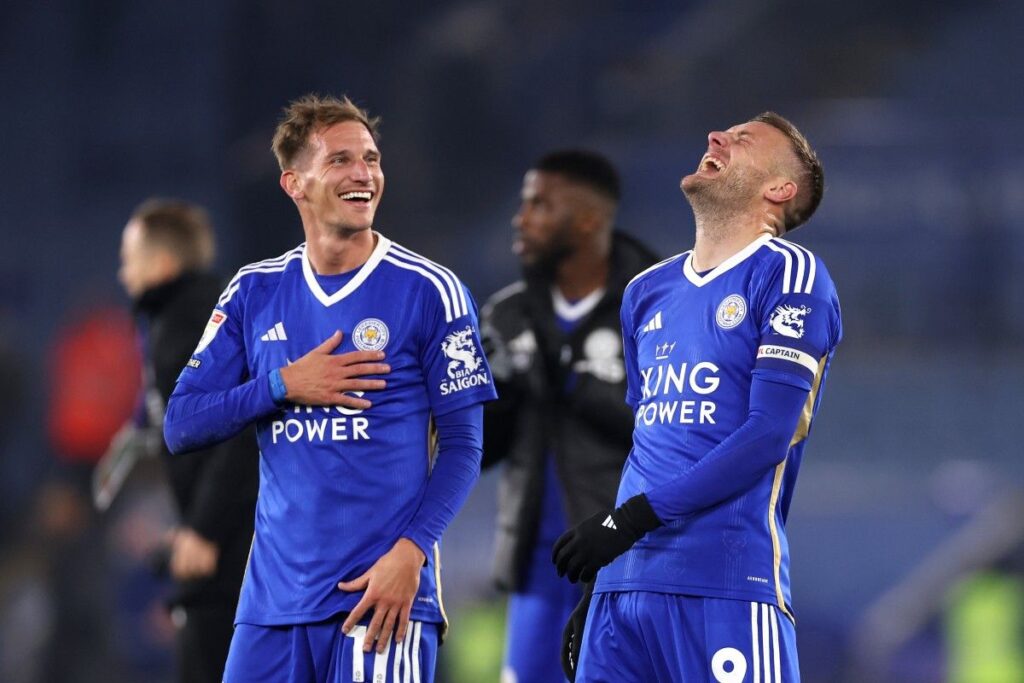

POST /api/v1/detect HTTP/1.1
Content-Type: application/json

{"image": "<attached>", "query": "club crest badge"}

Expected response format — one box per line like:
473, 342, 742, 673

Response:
352, 318, 389, 351
715, 294, 747, 329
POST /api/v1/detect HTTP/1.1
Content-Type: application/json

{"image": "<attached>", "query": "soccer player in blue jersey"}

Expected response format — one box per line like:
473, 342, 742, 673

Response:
552, 112, 841, 682
163, 94, 496, 683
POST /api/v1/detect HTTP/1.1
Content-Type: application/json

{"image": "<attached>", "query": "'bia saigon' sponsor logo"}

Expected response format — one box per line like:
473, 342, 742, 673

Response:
439, 327, 491, 396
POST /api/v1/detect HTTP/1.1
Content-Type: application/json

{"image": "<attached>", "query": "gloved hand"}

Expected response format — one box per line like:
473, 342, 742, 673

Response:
552, 493, 662, 583
561, 583, 594, 681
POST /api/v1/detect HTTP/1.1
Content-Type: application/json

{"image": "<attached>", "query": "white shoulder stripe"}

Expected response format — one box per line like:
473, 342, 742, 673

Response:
780, 238, 816, 294
238, 244, 304, 272
390, 244, 468, 319
775, 239, 806, 293
382, 254, 456, 322
764, 241, 794, 294
627, 253, 686, 288
218, 250, 303, 307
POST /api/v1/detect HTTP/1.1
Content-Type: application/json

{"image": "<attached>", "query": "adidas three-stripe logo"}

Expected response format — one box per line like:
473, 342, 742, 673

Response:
602, 515, 618, 530
260, 322, 288, 342
641, 311, 663, 333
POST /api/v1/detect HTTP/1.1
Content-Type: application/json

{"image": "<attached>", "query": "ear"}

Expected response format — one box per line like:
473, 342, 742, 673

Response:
152, 248, 183, 281
573, 208, 602, 237
763, 178, 797, 206
280, 170, 303, 200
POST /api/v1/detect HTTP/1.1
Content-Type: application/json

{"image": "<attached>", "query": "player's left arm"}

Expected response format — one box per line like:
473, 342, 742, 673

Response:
554, 258, 842, 583
339, 279, 495, 652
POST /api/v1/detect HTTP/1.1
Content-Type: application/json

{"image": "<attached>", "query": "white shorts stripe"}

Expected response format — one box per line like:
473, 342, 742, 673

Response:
402, 627, 413, 683
770, 606, 782, 682
751, 602, 760, 683
761, 604, 772, 683
411, 621, 422, 683
393, 625, 402, 682
391, 245, 467, 319
349, 626, 367, 682
382, 255, 455, 322
765, 242, 793, 294
372, 636, 390, 683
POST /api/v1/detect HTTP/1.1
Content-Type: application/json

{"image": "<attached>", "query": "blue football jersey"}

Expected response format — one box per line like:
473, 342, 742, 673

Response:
595, 234, 842, 618
176, 233, 496, 627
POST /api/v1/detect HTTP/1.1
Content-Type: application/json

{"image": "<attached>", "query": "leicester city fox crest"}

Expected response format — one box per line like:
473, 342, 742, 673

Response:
770, 304, 812, 339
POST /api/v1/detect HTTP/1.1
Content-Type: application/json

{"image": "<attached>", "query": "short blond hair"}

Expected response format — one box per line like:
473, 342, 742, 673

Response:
131, 199, 215, 271
751, 111, 824, 232
271, 94, 380, 170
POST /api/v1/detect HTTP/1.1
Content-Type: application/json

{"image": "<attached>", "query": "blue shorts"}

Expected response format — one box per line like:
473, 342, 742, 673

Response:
501, 540, 581, 683
577, 592, 799, 683
223, 617, 438, 683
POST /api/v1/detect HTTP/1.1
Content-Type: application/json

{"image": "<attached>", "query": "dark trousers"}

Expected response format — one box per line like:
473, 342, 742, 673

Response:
175, 603, 237, 683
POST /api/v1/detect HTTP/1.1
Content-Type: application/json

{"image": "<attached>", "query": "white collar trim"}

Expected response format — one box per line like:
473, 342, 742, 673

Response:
682, 233, 772, 287
552, 286, 605, 322
301, 232, 392, 306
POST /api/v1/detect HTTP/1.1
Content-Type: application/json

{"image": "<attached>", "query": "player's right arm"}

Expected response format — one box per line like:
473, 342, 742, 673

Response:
164, 301, 390, 455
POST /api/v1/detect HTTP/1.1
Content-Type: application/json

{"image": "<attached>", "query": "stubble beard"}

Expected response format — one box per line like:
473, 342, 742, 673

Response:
521, 226, 574, 282
681, 168, 764, 243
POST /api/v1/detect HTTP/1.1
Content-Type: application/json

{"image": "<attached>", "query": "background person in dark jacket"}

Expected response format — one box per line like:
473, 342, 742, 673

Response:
481, 151, 659, 683
116, 198, 258, 683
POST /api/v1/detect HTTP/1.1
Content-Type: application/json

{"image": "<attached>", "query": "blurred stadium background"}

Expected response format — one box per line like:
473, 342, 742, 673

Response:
2, 1, 1023, 681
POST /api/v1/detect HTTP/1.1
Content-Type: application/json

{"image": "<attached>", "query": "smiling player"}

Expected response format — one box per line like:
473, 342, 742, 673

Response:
164, 94, 496, 683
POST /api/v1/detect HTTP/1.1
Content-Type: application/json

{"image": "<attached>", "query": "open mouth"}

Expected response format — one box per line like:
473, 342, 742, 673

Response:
699, 154, 725, 176
339, 191, 373, 204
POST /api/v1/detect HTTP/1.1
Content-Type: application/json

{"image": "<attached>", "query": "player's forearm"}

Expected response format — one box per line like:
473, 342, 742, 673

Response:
402, 403, 483, 556
644, 374, 808, 522
164, 374, 279, 454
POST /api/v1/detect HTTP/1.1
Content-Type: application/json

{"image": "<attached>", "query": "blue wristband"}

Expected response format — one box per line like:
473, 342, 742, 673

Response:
268, 368, 288, 405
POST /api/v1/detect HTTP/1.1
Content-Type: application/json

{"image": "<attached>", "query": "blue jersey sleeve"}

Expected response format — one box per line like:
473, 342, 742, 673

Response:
401, 403, 483, 557
419, 282, 497, 416
751, 247, 842, 390
164, 283, 279, 454
644, 373, 807, 521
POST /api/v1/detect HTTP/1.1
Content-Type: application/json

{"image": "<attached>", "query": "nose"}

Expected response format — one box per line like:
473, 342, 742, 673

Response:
708, 131, 728, 149
512, 204, 528, 229
350, 159, 372, 182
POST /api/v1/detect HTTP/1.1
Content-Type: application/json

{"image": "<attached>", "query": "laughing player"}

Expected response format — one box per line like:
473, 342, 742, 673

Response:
553, 113, 842, 682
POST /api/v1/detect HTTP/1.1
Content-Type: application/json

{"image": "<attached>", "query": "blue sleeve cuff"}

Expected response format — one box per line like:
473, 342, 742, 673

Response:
268, 368, 288, 405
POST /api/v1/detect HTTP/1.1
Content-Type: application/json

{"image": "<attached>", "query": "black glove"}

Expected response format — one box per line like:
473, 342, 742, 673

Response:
553, 493, 662, 583
561, 582, 594, 681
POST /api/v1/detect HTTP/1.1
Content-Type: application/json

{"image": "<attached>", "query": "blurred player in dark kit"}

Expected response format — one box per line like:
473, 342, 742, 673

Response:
481, 150, 658, 683
117, 198, 258, 683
